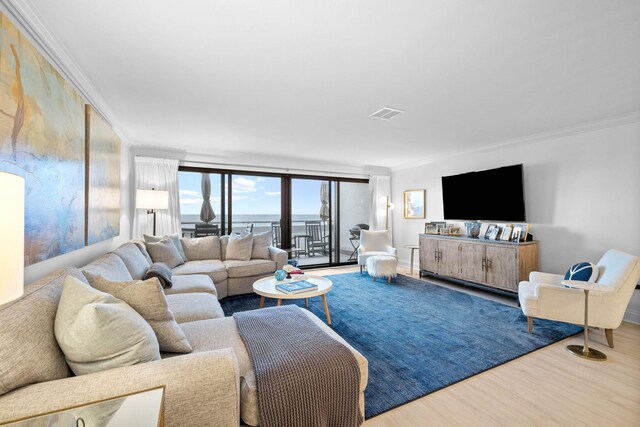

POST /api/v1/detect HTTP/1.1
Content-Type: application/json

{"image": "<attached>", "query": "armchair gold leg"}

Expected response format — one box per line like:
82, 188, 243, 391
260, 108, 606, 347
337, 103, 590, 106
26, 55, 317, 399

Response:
528, 317, 533, 334
605, 328, 614, 348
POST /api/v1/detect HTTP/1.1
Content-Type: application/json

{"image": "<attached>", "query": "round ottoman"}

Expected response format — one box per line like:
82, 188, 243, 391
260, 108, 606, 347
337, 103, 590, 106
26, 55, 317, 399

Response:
366, 255, 398, 283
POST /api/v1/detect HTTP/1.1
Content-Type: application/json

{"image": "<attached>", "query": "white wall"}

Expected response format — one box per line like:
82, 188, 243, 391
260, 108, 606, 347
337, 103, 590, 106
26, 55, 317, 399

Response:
339, 182, 370, 255
391, 120, 640, 323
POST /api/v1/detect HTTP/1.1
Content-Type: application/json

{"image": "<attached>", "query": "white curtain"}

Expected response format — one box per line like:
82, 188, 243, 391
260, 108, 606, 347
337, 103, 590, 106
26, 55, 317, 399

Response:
369, 175, 392, 238
133, 157, 181, 237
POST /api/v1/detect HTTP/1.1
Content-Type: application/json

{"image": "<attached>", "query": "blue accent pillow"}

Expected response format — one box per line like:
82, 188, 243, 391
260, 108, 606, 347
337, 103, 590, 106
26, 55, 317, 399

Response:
564, 262, 598, 282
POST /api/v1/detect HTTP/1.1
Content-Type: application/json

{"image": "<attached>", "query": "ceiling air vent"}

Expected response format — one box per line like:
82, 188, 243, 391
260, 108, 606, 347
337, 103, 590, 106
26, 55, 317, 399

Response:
370, 107, 405, 120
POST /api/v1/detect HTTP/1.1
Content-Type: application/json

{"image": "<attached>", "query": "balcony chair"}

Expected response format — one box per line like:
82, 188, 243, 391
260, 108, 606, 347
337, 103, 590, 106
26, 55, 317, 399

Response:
193, 223, 219, 237
518, 249, 640, 348
357, 230, 397, 274
305, 220, 329, 257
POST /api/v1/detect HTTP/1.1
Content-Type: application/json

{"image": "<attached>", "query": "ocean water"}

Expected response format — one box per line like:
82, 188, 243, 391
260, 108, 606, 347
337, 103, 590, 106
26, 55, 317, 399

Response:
180, 214, 322, 224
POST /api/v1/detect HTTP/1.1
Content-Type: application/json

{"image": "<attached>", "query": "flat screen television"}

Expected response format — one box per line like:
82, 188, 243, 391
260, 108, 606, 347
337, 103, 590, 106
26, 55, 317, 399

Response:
442, 164, 526, 221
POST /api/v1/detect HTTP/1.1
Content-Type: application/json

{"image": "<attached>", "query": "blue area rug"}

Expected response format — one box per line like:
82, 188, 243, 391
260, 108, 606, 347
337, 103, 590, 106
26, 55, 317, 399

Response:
220, 273, 581, 418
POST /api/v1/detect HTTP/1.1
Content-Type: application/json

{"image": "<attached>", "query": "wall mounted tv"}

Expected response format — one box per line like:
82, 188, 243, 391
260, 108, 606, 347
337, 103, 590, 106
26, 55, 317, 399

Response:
442, 164, 526, 221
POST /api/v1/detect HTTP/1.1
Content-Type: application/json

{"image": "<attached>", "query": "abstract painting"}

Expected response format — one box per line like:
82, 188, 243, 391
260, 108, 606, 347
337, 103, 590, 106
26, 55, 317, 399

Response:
85, 105, 120, 245
0, 12, 85, 265
403, 189, 425, 219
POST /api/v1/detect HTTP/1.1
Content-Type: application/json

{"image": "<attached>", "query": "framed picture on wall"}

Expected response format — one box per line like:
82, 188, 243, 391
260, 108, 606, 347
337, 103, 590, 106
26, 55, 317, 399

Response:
403, 189, 426, 219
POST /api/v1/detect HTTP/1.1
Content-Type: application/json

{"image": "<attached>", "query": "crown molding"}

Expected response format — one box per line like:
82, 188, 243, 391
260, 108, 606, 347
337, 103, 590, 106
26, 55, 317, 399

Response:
0, 0, 130, 143
391, 111, 640, 171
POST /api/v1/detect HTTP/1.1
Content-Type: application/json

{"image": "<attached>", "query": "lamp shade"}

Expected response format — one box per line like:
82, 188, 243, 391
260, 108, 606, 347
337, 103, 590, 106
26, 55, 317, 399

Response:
136, 189, 169, 210
0, 172, 24, 304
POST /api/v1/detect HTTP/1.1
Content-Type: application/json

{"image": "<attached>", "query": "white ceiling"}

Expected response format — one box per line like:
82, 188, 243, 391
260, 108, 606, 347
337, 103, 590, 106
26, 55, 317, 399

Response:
24, 0, 640, 168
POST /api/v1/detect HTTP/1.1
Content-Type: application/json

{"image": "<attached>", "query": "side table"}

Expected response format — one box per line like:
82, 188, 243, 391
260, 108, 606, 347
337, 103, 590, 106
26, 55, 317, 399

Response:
405, 244, 419, 275
561, 280, 609, 361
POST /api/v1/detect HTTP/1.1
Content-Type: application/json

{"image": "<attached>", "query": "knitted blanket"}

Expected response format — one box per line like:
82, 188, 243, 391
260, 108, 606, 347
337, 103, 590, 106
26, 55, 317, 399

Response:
233, 305, 362, 427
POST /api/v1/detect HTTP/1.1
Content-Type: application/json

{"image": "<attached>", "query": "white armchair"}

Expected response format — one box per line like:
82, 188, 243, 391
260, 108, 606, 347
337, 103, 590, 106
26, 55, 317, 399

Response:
518, 249, 640, 348
357, 230, 397, 274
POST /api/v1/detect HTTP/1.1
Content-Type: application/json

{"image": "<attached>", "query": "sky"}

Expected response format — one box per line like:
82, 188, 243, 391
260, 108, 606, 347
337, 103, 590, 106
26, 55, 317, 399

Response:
178, 171, 325, 217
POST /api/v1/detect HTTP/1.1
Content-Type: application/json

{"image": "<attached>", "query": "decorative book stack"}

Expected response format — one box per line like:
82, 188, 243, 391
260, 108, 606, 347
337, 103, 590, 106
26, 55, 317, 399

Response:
276, 280, 318, 294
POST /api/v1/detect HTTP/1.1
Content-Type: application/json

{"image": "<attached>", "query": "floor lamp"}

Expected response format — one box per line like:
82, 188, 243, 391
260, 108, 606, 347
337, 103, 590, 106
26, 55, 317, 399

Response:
136, 188, 169, 236
385, 196, 394, 231
0, 172, 25, 304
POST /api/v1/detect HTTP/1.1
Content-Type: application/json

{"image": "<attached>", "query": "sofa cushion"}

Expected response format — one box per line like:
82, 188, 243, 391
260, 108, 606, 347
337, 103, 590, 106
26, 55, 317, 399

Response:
144, 233, 188, 263
220, 235, 229, 261
0, 268, 84, 396
145, 237, 184, 268
180, 236, 221, 261
112, 242, 151, 280
172, 260, 228, 284
251, 231, 272, 260
165, 274, 217, 296
177, 311, 368, 427
85, 274, 192, 354
133, 240, 153, 264
223, 259, 276, 278
54, 276, 160, 376
226, 233, 253, 261
166, 293, 225, 323
81, 253, 133, 282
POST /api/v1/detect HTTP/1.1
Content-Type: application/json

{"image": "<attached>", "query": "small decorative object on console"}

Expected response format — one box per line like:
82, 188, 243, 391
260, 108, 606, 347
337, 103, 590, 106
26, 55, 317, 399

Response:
449, 227, 462, 236
464, 221, 482, 238
500, 226, 513, 241
425, 222, 439, 234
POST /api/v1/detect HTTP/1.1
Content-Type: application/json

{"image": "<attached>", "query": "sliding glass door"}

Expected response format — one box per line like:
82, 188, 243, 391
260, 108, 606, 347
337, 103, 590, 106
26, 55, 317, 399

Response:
291, 178, 330, 266
177, 166, 368, 268
229, 174, 281, 240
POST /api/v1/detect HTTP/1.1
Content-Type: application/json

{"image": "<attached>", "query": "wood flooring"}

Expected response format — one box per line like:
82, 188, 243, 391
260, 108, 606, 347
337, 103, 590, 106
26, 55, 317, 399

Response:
310, 265, 640, 427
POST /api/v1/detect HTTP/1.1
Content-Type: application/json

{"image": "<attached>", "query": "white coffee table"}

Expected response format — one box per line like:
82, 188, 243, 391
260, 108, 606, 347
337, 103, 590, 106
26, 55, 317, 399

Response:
253, 275, 333, 324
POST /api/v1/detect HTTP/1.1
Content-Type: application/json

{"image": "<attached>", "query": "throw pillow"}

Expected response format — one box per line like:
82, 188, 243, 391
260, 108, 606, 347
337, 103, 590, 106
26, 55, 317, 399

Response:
180, 236, 221, 261
144, 262, 173, 288
54, 276, 160, 376
251, 231, 272, 260
84, 273, 192, 354
226, 232, 254, 261
144, 233, 187, 263
145, 237, 184, 268
564, 262, 599, 282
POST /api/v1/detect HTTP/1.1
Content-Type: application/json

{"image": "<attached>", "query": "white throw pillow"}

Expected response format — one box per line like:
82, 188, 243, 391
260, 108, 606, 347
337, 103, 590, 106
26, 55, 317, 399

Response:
180, 236, 221, 261
226, 232, 254, 261
54, 276, 160, 376
144, 233, 187, 262
251, 231, 272, 260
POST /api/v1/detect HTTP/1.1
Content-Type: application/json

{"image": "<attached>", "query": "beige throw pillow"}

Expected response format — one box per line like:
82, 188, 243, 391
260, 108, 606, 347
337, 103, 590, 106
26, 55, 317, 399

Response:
145, 237, 184, 268
54, 276, 160, 376
180, 236, 221, 261
251, 231, 272, 260
144, 233, 187, 262
226, 232, 254, 261
85, 273, 192, 354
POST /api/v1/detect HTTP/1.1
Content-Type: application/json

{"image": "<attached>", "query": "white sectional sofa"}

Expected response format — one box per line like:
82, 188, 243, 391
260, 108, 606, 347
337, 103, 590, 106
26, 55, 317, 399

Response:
0, 238, 369, 427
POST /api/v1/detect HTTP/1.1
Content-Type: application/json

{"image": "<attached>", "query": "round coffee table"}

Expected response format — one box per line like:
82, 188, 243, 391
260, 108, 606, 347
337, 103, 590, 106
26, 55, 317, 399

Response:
253, 275, 333, 324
